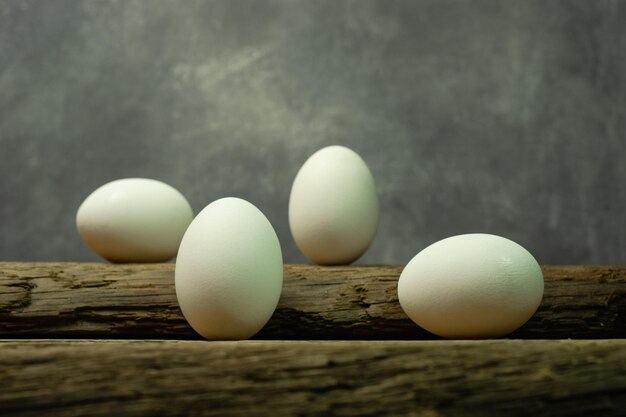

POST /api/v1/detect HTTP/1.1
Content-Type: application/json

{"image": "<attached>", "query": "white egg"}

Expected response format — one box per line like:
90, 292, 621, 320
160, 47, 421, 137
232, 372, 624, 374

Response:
76, 178, 193, 262
175, 197, 283, 340
289, 145, 379, 265
398, 233, 544, 339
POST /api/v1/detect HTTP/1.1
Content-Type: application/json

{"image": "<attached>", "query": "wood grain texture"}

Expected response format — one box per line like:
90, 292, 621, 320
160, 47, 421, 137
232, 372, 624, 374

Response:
1, 339, 625, 417
0, 262, 624, 339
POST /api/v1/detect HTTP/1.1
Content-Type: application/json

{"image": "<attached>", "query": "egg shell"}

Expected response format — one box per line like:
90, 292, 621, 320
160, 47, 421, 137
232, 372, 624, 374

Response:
398, 233, 544, 339
289, 145, 379, 265
76, 178, 193, 262
175, 197, 283, 340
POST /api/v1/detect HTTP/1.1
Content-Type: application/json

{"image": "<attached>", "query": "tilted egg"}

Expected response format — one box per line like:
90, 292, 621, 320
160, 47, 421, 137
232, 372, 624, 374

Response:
398, 233, 544, 338
76, 178, 193, 262
175, 197, 283, 340
289, 145, 379, 265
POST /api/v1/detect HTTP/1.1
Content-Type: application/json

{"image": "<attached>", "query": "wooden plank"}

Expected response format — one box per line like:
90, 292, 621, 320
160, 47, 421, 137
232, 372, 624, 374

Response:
0, 339, 624, 417
0, 262, 624, 339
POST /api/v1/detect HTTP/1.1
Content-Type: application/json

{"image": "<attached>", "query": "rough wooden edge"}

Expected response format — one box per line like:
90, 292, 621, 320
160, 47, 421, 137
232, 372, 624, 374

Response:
1, 339, 625, 417
0, 263, 624, 339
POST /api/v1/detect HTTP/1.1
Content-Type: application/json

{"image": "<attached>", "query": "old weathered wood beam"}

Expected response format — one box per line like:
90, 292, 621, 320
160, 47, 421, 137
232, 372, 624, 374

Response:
0, 263, 623, 339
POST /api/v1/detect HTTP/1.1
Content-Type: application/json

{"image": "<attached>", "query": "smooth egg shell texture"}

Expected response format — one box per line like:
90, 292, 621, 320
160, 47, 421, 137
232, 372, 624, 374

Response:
175, 197, 283, 340
398, 234, 544, 339
76, 178, 193, 262
289, 146, 379, 265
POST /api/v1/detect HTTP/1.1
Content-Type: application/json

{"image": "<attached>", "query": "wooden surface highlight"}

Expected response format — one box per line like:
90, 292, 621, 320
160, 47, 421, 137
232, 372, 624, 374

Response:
0, 339, 624, 417
0, 263, 624, 339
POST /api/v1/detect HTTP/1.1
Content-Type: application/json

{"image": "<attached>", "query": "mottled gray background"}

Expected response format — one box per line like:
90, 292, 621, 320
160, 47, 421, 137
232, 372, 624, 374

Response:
1, 0, 624, 264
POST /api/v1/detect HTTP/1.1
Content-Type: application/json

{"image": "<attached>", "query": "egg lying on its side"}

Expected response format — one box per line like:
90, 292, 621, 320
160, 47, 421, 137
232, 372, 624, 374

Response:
398, 234, 544, 339
289, 145, 379, 265
175, 197, 283, 340
76, 178, 193, 262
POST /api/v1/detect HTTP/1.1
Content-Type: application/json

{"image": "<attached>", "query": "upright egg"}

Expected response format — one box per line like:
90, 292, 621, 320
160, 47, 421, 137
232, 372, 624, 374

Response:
289, 145, 379, 265
175, 197, 283, 340
76, 178, 193, 262
398, 234, 544, 339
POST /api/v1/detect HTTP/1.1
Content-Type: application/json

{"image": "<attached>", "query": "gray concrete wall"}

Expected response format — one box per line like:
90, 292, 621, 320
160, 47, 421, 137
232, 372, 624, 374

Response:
1, 0, 624, 264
